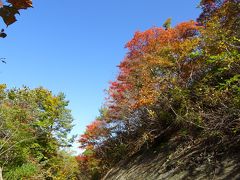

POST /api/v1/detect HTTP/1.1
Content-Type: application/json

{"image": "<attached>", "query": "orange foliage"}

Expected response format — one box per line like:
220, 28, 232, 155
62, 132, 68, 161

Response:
107, 21, 200, 114
79, 120, 108, 149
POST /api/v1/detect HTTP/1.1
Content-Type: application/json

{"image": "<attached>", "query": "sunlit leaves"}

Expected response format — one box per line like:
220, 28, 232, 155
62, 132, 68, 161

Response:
107, 20, 200, 113
0, 86, 75, 179
79, 120, 108, 149
78, 1, 240, 178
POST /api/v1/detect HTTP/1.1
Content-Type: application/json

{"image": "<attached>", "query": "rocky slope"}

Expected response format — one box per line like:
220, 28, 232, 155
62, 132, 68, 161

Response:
103, 135, 240, 180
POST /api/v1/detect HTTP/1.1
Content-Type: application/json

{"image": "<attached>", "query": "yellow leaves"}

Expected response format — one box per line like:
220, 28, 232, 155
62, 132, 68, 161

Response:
178, 38, 199, 53
147, 109, 157, 119
0, 84, 6, 91
133, 87, 159, 108
144, 54, 174, 68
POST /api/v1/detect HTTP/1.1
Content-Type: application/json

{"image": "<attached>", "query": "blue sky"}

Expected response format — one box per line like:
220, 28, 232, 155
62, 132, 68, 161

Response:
0, 0, 201, 151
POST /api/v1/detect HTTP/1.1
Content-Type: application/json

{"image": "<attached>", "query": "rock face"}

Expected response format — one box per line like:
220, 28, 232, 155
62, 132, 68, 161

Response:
103, 137, 240, 180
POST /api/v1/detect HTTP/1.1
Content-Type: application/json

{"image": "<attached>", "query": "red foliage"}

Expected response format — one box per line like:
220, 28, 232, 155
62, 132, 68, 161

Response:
106, 21, 200, 116
79, 120, 108, 149
7, 0, 32, 9
0, 0, 32, 26
76, 155, 88, 162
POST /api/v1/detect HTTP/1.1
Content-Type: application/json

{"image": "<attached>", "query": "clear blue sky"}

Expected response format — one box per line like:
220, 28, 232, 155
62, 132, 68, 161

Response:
0, 0, 201, 151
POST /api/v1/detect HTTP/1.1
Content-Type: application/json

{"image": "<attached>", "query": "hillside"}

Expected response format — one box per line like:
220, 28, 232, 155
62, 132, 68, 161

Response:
103, 135, 240, 180
77, 1, 240, 179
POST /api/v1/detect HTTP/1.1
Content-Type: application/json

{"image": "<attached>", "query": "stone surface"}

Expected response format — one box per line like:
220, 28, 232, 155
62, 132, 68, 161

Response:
103, 137, 240, 180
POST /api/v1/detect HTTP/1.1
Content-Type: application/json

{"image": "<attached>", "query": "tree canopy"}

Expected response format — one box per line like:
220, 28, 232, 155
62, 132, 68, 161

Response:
77, 0, 240, 178
0, 86, 78, 179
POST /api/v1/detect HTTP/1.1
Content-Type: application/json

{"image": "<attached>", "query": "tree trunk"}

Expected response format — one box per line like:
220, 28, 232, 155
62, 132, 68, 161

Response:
0, 167, 3, 180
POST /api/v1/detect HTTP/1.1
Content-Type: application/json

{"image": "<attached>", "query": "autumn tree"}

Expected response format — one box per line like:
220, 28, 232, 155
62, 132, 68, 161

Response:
77, 119, 109, 178
78, 0, 240, 178
105, 21, 200, 139
78, 20, 202, 178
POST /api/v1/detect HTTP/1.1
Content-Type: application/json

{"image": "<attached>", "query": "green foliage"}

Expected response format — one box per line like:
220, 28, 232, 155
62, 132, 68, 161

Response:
46, 151, 79, 180
163, 18, 172, 30
4, 163, 38, 180
0, 85, 77, 179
